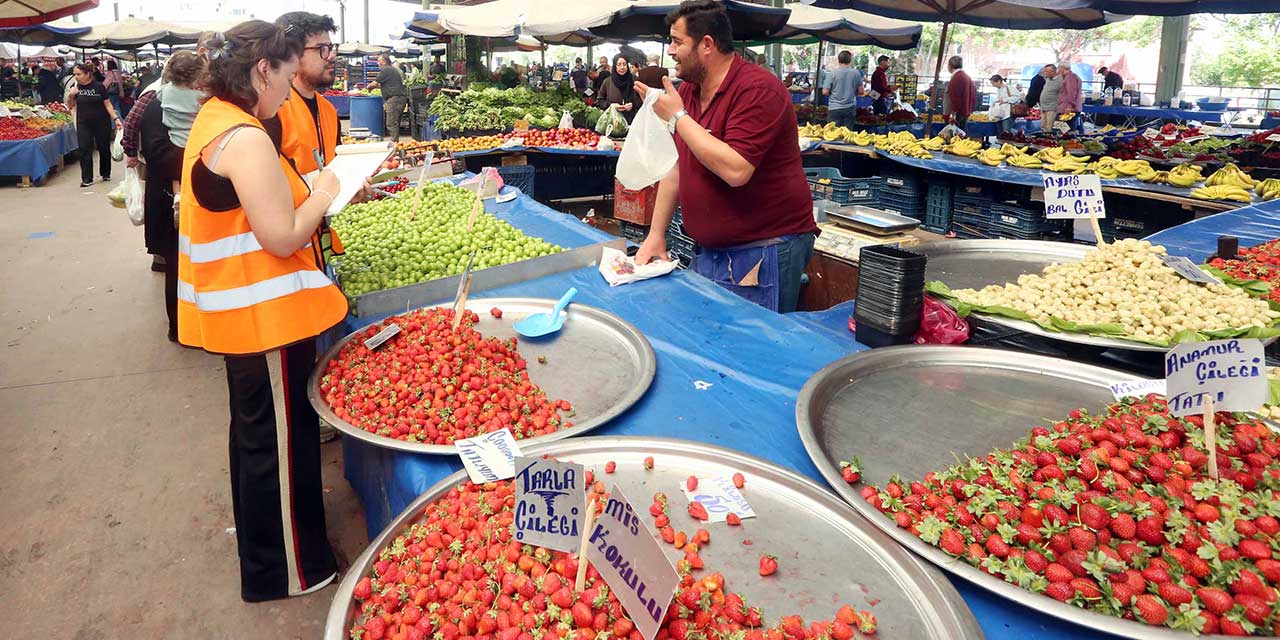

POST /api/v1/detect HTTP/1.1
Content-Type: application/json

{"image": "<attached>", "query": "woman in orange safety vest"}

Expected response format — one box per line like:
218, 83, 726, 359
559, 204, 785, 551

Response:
176, 21, 347, 602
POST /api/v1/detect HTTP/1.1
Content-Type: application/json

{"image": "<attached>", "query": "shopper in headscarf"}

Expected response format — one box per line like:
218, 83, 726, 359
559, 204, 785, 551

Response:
597, 53, 640, 123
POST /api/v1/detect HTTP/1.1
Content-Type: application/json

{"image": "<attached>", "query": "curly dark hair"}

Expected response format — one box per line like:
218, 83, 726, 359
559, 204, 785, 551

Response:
275, 11, 337, 47
665, 0, 733, 54
203, 20, 302, 112
163, 50, 206, 87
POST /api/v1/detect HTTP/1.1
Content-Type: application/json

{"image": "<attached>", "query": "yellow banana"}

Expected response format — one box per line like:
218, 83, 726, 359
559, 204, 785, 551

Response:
1257, 178, 1280, 200
1114, 159, 1152, 177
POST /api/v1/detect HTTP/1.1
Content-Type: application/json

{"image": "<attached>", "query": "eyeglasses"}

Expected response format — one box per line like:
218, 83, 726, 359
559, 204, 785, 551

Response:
303, 44, 336, 59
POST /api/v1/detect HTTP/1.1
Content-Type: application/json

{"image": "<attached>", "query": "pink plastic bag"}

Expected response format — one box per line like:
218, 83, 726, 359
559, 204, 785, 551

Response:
913, 295, 969, 344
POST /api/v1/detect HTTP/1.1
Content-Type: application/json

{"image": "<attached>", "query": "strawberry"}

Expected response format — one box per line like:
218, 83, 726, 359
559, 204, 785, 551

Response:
1157, 582, 1193, 607
1133, 594, 1169, 626
1111, 582, 1139, 606
1219, 616, 1250, 636
1236, 594, 1270, 626
1255, 559, 1280, 584
643, 456, 654, 470
686, 476, 699, 491
939, 528, 965, 556
1045, 582, 1075, 601
1135, 516, 1166, 545
604, 461, 616, 474
1238, 539, 1270, 560
1193, 503, 1220, 522
1080, 503, 1109, 530
1109, 513, 1136, 540
726, 513, 741, 526
688, 501, 709, 521
1256, 515, 1280, 535
354, 576, 373, 600
1192, 586, 1233, 611
1068, 527, 1097, 551
732, 472, 746, 488
758, 555, 777, 576
1231, 569, 1267, 597
571, 601, 594, 628
1024, 549, 1048, 573
1059, 549, 1088, 578
1071, 577, 1102, 599
1045, 563, 1074, 583
985, 534, 1011, 559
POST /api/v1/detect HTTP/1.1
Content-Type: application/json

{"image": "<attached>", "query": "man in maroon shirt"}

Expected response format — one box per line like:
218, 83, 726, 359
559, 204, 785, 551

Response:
870, 55, 894, 115
944, 55, 977, 128
634, 0, 816, 313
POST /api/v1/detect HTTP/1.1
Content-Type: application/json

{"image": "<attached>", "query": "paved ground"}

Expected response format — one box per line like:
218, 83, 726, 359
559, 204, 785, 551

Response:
0, 156, 369, 638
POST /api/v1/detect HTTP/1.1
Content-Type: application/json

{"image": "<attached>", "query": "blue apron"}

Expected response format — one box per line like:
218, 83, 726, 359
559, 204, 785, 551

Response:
691, 237, 785, 312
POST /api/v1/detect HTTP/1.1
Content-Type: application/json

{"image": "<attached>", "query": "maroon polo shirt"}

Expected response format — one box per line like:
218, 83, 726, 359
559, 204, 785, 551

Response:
675, 55, 816, 249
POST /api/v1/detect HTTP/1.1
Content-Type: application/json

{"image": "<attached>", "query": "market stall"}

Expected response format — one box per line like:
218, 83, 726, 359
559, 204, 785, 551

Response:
1083, 103, 1244, 127
0, 101, 76, 185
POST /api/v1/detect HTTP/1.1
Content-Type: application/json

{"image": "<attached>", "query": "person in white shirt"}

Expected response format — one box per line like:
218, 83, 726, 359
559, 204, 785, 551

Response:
988, 75, 1023, 133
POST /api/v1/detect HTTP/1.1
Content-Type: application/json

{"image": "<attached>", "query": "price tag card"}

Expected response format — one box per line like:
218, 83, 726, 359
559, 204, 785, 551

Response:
363, 323, 401, 350
682, 477, 755, 523
454, 428, 523, 483
1182, 135, 1209, 143
1267, 133, 1280, 143
1164, 339, 1267, 417
1160, 255, 1222, 285
1143, 128, 1160, 139
513, 457, 585, 552
1043, 174, 1106, 219
1109, 379, 1167, 401
586, 486, 680, 640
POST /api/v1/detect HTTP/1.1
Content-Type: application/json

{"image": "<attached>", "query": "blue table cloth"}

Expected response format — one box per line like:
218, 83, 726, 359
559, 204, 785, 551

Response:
455, 145, 620, 158
338, 185, 1137, 640
1082, 104, 1234, 124
1146, 198, 1280, 261
0, 125, 77, 181
327, 94, 351, 118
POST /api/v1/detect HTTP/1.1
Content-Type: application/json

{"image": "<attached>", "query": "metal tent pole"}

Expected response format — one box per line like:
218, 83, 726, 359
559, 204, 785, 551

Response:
924, 21, 949, 137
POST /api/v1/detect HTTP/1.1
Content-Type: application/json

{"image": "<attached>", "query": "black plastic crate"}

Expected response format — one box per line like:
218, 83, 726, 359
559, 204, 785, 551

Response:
878, 169, 922, 197
496, 164, 535, 195
805, 167, 882, 205
619, 221, 649, 243
988, 203, 1065, 235
922, 203, 952, 234
877, 192, 924, 218
954, 181, 996, 200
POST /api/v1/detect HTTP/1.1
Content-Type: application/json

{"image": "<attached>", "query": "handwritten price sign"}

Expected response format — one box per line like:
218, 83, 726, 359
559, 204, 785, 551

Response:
682, 477, 755, 523
1164, 339, 1267, 417
1043, 174, 1106, 220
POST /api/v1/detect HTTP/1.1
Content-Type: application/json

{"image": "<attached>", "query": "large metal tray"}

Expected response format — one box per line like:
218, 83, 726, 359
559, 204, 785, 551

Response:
827, 205, 921, 236
324, 437, 983, 639
308, 298, 655, 455
919, 239, 1192, 353
796, 346, 1208, 639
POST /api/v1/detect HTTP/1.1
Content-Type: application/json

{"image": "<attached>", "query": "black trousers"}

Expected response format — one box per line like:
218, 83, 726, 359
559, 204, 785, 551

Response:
76, 120, 112, 183
224, 339, 336, 602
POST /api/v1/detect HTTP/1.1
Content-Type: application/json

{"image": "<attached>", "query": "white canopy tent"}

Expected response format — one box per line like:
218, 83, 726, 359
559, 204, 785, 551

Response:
772, 5, 921, 49
408, 0, 628, 44
67, 18, 204, 48
0, 0, 97, 29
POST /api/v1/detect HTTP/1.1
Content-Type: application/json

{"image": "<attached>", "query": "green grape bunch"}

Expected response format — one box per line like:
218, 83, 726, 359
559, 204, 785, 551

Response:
328, 182, 563, 297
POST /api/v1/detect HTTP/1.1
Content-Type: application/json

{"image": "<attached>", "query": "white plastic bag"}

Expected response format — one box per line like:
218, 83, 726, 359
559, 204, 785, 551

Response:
558, 110, 574, 129
598, 246, 677, 286
120, 166, 144, 225
596, 136, 616, 152
111, 128, 125, 162
615, 90, 677, 191
938, 123, 965, 140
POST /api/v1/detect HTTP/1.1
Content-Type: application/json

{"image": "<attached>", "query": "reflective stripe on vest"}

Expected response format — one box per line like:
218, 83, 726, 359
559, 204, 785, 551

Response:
179, 232, 310, 264
177, 269, 335, 313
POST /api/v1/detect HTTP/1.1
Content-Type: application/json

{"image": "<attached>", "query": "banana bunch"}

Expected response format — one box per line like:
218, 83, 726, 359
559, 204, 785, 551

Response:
1034, 146, 1065, 162
977, 148, 1006, 166
798, 123, 825, 138
1191, 185, 1253, 202
1205, 163, 1257, 190
1167, 163, 1204, 188
944, 137, 983, 158
1114, 159, 1152, 177
1000, 143, 1027, 156
1004, 152, 1043, 169
843, 130, 874, 146
1257, 178, 1280, 201
881, 138, 933, 159
1137, 169, 1171, 184
1092, 161, 1119, 180
1044, 154, 1091, 174
920, 136, 947, 151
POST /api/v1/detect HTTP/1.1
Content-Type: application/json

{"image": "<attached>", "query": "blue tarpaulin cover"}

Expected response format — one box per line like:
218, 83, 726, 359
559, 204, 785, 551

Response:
0, 125, 77, 181
1146, 199, 1280, 261
1082, 104, 1235, 123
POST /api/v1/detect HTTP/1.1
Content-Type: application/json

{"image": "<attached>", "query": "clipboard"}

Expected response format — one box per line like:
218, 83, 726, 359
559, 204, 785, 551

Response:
322, 141, 397, 216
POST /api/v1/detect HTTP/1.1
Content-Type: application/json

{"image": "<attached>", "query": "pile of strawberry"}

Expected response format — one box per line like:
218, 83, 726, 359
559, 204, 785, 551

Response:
349, 473, 878, 640
319, 307, 572, 444
1210, 239, 1280, 306
855, 395, 1280, 636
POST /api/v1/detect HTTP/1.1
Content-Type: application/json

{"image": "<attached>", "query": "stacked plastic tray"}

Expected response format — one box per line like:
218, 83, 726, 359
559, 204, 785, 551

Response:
805, 167, 881, 206
876, 169, 924, 220
853, 245, 926, 348
923, 181, 953, 233
950, 187, 994, 239
986, 202, 1071, 241
619, 221, 649, 244
666, 210, 699, 268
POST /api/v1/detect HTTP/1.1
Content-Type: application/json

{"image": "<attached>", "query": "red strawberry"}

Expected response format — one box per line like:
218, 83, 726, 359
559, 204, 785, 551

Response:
1236, 594, 1270, 626
1045, 582, 1075, 601
1133, 594, 1168, 625
1136, 516, 1166, 545
688, 501, 709, 521
1071, 577, 1102, 599
605, 461, 616, 474
1256, 515, 1280, 535
1231, 569, 1267, 597
1046, 563, 1074, 583
1068, 527, 1097, 551
1142, 565, 1171, 584
1015, 523, 1043, 545
732, 472, 745, 488
1111, 581, 1139, 606
1024, 549, 1048, 573
939, 528, 965, 556
1059, 549, 1088, 578
489, 307, 503, 318
1158, 582, 1194, 607
1239, 539, 1270, 560
1219, 617, 1250, 636
985, 534, 1011, 559
1080, 503, 1109, 530
1192, 586, 1233, 616
354, 576, 373, 600
686, 476, 698, 491
758, 555, 778, 576
1109, 513, 1136, 540
1194, 503, 1220, 522
643, 456, 654, 470
1255, 559, 1280, 584
1199, 611, 1220, 635
726, 513, 741, 526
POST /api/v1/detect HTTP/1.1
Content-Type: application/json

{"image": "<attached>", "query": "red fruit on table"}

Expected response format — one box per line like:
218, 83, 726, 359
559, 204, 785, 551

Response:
732, 472, 746, 488
688, 501, 709, 521
758, 554, 778, 576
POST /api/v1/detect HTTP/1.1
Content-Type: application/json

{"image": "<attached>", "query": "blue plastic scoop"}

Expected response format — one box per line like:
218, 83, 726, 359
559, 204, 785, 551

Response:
514, 287, 578, 337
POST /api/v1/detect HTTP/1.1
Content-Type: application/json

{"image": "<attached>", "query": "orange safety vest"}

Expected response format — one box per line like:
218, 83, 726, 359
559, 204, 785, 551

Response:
277, 85, 344, 254
176, 97, 348, 355
277, 85, 338, 174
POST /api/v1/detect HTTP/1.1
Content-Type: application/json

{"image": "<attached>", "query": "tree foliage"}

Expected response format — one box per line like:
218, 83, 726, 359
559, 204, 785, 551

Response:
1189, 15, 1280, 88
